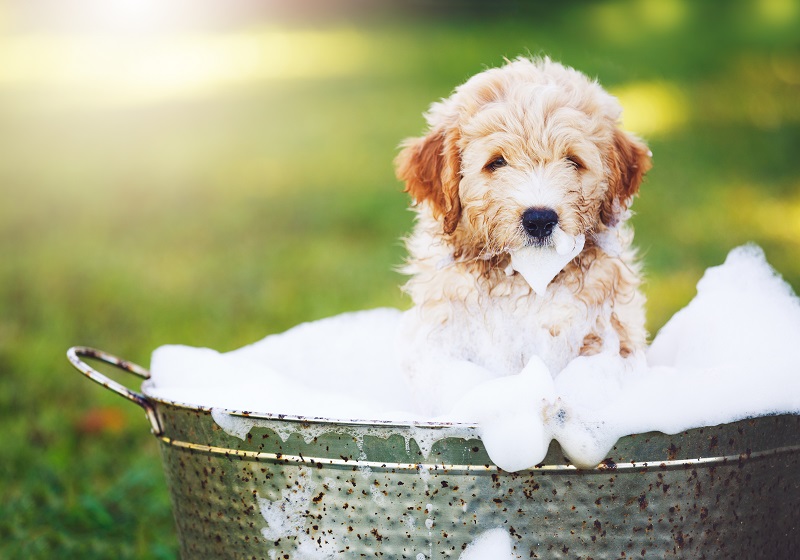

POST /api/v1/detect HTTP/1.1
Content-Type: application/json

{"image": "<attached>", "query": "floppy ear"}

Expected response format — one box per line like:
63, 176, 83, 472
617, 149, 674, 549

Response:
395, 127, 462, 235
601, 128, 652, 227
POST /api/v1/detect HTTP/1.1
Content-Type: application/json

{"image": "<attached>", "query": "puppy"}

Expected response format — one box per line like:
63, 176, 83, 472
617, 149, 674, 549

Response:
395, 57, 651, 415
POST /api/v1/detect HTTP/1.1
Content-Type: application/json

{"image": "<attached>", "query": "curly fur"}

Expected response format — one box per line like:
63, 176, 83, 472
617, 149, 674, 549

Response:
394, 58, 652, 416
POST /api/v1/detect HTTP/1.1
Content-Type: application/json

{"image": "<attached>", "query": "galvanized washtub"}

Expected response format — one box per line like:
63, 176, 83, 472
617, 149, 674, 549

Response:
68, 346, 800, 559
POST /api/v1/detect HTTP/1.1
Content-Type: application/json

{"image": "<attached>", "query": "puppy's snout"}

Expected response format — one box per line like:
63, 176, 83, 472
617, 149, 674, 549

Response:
522, 208, 559, 239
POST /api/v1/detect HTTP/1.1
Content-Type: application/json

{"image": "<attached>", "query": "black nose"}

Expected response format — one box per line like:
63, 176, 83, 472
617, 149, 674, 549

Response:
522, 208, 559, 239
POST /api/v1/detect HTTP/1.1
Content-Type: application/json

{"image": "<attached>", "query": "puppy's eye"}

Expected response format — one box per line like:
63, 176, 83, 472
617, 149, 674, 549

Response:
565, 155, 585, 170
485, 156, 507, 172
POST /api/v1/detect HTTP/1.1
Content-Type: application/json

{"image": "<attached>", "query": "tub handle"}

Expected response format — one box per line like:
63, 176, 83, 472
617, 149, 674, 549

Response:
67, 346, 162, 436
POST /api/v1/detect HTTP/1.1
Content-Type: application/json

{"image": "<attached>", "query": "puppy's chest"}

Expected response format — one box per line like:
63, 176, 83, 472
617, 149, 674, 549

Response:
452, 284, 594, 374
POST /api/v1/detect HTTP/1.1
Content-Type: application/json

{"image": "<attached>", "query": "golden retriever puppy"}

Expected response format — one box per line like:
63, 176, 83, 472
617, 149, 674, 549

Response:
395, 57, 651, 415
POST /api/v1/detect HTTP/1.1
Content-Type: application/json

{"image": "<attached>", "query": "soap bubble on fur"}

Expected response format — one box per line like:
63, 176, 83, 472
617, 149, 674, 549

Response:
510, 230, 585, 295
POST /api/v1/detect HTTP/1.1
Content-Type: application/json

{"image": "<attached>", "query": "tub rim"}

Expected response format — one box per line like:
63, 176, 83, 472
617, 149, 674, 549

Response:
68, 345, 482, 431
67, 345, 800, 473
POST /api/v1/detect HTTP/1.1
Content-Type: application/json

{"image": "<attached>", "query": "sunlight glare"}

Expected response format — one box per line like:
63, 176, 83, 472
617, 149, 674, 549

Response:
589, 0, 687, 45
0, 28, 368, 109
753, 191, 800, 245
612, 81, 688, 137
637, 0, 687, 31
756, 0, 798, 27
98, 0, 167, 33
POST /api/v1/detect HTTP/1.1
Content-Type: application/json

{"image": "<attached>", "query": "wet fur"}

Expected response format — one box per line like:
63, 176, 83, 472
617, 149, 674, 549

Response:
395, 58, 651, 415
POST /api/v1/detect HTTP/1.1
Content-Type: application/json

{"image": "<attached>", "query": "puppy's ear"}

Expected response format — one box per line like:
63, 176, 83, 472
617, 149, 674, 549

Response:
601, 128, 652, 226
396, 128, 462, 235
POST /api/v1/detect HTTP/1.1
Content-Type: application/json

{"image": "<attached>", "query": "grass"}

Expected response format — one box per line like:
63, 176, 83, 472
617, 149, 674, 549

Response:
1, 1, 799, 557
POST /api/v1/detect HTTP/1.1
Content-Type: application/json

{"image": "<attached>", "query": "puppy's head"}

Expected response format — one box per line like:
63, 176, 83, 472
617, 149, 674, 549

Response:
396, 57, 651, 255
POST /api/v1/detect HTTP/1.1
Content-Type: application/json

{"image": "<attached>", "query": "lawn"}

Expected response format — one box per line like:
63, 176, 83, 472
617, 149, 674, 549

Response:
1, 0, 798, 557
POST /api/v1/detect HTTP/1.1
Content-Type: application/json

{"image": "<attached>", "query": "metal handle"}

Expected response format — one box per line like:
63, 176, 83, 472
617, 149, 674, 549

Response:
67, 346, 162, 435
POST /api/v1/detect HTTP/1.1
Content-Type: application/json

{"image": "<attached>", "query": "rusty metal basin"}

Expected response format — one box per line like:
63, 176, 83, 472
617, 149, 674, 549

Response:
68, 346, 800, 559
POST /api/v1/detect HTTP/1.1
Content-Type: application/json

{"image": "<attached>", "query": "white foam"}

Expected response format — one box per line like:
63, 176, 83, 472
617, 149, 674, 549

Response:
258, 467, 339, 559
147, 245, 800, 473
593, 226, 624, 257
510, 230, 585, 295
458, 528, 516, 560
211, 408, 260, 440
549, 245, 800, 467
448, 356, 555, 472
259, 467, 316, 541
148, 308, 418, 421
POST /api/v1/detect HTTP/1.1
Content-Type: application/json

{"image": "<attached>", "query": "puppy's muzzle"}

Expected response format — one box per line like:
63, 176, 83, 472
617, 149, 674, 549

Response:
522, 208, 559, 240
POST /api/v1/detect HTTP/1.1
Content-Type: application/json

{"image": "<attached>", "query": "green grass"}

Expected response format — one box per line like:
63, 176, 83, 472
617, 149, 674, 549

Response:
2, 1, 799, 557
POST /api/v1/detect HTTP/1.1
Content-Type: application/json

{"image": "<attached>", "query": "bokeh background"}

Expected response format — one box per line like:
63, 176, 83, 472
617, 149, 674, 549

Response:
1, 0, 798, 556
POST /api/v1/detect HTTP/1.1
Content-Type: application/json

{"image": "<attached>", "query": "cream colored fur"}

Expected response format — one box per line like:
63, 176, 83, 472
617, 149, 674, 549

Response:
395, 58, 652, 416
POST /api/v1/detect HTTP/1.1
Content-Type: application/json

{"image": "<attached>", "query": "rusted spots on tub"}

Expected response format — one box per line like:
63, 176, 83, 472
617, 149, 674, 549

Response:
136, 397, 800, 557
667, 444, 680, 461
599, 458, 617, 470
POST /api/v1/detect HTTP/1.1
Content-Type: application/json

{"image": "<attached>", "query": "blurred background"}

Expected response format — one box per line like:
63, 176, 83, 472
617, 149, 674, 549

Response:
0, 0, 797, 556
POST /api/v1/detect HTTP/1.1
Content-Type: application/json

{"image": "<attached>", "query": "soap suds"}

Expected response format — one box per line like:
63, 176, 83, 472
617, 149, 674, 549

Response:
210, 408, 260, 440
148, 245, 800, 471
259, 467, 313, 539
510, 229, 585, 295
458, 528, 517, 560
258, 467, 339, 559
447, 356, 555, 472
147, 245, 800, 559
148, 308, 417, 422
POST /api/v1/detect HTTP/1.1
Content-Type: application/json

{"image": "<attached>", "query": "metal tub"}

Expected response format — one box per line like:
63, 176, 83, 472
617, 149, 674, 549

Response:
68, 346, 800, 558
